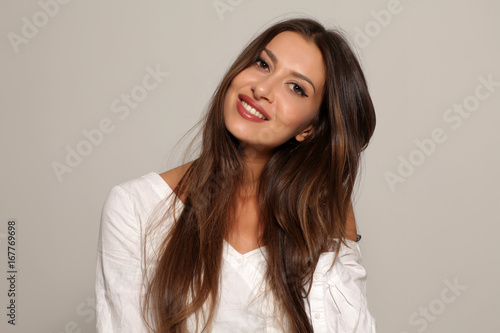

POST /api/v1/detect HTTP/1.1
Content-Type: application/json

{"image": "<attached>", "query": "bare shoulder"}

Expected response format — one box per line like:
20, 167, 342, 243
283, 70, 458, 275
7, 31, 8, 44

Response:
159, 161, 194, 193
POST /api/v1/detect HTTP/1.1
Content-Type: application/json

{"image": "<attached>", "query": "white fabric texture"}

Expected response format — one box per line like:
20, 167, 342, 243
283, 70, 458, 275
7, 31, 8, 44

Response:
95, 172, 376, 332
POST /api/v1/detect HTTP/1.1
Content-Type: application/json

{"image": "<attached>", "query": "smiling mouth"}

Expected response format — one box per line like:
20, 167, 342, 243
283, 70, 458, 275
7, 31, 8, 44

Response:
239, 99, 268, 120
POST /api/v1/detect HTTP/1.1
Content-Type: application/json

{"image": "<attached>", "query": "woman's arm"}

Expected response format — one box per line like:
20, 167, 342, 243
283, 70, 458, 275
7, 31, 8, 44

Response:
95, 186, 148, 332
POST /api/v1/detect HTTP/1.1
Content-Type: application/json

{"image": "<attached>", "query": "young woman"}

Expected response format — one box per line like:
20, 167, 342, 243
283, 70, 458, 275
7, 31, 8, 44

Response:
96, 18, 377, 332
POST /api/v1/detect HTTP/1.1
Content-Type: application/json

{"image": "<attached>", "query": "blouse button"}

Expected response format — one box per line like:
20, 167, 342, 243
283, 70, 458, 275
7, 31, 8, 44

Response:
313, 273, 321, 280
237, 258, 244, 265
314, 313, 321, 319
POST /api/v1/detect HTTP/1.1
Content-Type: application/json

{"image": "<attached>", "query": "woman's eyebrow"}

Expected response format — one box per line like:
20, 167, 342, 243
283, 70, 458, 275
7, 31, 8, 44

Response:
263, 48, 316, 93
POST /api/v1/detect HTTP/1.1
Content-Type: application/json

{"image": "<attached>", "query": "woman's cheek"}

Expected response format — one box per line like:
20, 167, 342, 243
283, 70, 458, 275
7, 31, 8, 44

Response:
254, 127, 280, 146
258, 122, 296, 146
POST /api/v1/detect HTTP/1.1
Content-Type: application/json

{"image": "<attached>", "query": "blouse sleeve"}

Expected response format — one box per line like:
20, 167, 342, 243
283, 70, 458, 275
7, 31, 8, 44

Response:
337, 239, 368, 295
309, 240, 377, 332
95, 186, 149, 332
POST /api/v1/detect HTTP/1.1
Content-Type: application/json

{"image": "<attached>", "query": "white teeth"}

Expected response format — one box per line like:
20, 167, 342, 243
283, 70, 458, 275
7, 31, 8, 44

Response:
241, 100, 267, 120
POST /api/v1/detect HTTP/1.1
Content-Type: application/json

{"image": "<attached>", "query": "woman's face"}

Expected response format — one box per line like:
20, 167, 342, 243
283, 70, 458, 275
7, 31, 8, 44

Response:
223, 31, 326, 154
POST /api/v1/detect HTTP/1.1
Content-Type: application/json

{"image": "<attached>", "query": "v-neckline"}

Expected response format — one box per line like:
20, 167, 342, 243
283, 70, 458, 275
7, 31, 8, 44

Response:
153, 172, 268, 258
224, 239, 267, 258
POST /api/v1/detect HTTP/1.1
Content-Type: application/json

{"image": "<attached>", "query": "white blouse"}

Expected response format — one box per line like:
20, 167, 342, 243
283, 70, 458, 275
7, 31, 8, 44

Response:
95, 172, 376, 332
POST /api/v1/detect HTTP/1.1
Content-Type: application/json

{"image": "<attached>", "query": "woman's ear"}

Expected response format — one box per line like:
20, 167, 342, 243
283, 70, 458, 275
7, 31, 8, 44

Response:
295, 124, 313, 142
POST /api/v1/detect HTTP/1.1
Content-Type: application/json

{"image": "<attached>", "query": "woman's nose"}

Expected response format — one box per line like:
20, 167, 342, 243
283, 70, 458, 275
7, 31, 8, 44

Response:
251, 75, 276, 103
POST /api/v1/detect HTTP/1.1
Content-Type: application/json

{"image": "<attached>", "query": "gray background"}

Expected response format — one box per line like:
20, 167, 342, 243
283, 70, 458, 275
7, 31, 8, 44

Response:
1, 0, 499, 332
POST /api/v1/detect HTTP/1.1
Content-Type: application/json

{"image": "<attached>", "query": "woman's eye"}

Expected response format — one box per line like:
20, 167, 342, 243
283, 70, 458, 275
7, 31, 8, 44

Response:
255, 58, 269, 71
288, 83, 308, 97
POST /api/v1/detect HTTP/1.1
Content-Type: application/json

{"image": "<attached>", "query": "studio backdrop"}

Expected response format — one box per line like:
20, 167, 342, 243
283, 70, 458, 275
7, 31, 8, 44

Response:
1, 0, 499, 332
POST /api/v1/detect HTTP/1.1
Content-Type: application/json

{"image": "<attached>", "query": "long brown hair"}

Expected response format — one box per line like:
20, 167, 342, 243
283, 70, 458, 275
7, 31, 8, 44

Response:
143, 18, 376, 332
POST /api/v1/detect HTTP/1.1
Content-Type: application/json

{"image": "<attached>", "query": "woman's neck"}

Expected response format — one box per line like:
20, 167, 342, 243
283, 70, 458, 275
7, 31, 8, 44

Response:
240, 148, 270, 197
228, 148, 269, 254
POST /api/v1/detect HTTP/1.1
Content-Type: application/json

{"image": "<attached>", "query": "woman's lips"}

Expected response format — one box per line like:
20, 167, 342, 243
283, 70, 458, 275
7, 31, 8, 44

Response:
238, 94, 271, 120
236, 99, 265, 122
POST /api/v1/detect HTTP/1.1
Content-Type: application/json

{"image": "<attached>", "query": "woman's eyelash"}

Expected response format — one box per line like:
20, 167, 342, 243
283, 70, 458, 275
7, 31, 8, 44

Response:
289, 83, 308, 97
255, 57, 269, 71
